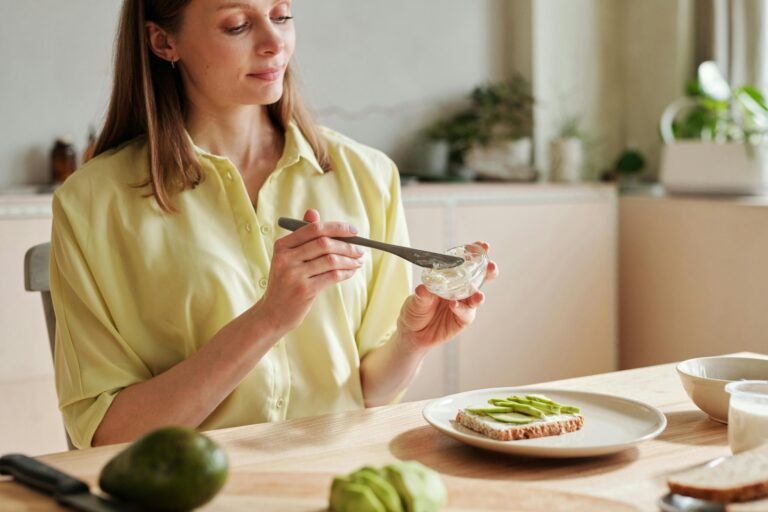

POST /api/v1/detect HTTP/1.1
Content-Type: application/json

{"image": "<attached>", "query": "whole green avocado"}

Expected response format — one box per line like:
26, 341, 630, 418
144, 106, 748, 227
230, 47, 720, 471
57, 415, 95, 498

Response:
98, 426, 229, 511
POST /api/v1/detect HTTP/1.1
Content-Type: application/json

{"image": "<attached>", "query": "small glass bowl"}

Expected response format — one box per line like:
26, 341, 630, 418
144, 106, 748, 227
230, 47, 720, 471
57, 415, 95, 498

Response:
420, 243, 488, 300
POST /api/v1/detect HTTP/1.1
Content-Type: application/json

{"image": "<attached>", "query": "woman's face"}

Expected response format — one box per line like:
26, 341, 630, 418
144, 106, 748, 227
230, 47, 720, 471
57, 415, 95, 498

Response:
171, 0, 295, 108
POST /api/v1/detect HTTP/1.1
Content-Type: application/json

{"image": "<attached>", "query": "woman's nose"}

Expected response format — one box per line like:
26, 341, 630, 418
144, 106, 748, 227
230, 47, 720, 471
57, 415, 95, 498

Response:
254, 20, 285, 56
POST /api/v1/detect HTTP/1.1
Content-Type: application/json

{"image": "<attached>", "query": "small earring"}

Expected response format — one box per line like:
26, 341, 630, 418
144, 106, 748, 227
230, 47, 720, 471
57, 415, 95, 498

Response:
171, 58, 176, 70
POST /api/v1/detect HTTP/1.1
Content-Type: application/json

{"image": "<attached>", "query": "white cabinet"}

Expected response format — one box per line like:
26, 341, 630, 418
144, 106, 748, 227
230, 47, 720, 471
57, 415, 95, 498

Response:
402, 183, 618, 401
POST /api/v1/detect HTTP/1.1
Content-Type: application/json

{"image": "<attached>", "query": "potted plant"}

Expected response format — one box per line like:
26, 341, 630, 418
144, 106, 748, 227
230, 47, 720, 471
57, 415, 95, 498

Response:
413, 121, 453, 178
463, 76, 535, 180
550, 116, 586, 183
659, 61, 768, 194
424, 75, 535, 181
615, 149, 646, 188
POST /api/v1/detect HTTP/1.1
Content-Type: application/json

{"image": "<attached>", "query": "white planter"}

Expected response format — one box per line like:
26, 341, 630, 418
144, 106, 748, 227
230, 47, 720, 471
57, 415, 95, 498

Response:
465, 138, 534, 181
550, 138, 584, 183
660, 141, 768, 195
415, 140, 450, 178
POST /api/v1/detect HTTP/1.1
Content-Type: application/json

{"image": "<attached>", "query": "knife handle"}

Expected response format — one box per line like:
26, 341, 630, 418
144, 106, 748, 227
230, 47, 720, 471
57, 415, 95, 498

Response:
0, 453, 89, 496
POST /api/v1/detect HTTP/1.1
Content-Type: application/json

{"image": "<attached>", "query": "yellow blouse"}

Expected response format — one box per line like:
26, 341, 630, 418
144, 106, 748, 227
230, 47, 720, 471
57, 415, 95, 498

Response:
49, 123, 412, 448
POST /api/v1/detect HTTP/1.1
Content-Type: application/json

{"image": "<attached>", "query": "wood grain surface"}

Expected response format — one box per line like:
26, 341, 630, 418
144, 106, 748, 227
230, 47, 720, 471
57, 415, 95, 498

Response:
3, 353, 764, 511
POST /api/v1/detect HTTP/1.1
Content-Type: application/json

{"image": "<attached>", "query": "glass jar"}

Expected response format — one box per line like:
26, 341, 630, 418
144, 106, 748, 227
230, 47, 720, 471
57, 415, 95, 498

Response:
51, 138, 77, 183
421, 243, 488, 300
725, 380, 768, 454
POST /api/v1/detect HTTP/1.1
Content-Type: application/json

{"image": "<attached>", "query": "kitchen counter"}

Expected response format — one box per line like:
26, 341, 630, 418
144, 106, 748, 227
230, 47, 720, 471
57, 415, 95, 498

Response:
0, 191, 53, 220
0, 182, 616, 220
402, 181, 615, 205
2, 354, 762, 511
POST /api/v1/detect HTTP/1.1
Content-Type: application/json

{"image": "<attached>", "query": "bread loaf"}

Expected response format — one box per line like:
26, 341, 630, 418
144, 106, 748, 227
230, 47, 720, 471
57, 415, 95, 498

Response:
727, 498, 768, 511
668, 445, 768, 503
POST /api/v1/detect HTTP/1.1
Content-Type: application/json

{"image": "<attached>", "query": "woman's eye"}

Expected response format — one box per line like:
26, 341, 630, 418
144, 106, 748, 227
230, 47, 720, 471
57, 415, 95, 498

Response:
225, 22, 249, 34
271, 15, 294, 24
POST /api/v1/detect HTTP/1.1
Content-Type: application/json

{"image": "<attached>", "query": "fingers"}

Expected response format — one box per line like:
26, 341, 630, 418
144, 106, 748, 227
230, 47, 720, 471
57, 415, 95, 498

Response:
460, 290, 485, 309
304, 251, 363, 278
278, 219, 359, 250
484, 260, 499, 282
310, 267, 361, 288
449, 299, 479, 325
303, 208, 321, 223
292, 236, 364, 264
412, 284, 438, 309
451, 291, 484, 323
470, 241, 498, 282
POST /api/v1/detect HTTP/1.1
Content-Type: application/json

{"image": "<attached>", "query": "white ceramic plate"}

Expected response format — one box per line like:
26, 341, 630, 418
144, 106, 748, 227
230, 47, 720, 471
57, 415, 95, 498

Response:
422, 387, 667, 458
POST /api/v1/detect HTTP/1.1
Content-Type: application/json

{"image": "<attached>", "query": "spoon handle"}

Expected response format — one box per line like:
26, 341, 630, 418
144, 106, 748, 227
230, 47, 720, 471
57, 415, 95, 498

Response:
277, 217, 463, 269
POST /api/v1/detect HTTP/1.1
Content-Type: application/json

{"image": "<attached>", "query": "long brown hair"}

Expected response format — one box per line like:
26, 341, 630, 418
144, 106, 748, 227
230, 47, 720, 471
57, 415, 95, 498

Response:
95, 0, 330, 212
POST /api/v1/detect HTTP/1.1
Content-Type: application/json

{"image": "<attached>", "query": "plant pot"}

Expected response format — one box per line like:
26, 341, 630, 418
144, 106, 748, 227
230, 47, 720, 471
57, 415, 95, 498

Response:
465, 138, 534, 181
550, 137, 584, 183
414, 140, 450, 178
660, 141, 768, 195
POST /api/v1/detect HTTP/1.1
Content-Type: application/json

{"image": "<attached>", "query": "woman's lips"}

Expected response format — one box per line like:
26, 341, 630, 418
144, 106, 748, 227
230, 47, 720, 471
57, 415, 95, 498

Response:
247, 69, 281, 81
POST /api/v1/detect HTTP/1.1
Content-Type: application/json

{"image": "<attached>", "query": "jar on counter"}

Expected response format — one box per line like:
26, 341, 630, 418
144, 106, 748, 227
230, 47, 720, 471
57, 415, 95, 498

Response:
51, 138, 77, 183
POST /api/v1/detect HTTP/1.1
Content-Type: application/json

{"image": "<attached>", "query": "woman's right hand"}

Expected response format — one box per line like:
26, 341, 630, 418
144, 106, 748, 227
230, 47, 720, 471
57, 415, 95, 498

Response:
256, 209, 363, 335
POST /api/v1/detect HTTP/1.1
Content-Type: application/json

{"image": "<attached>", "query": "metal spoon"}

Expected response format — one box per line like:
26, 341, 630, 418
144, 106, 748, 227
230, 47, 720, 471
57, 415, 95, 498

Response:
277, 217, 464, 269
658, 493, 724, 512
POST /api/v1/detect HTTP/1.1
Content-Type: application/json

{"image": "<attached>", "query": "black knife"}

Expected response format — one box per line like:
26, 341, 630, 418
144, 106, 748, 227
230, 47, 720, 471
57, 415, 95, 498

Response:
0, 453, 140, 512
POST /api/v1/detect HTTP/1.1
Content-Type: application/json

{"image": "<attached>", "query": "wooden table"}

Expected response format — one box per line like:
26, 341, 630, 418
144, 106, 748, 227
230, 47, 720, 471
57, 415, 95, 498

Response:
2, 356, 758, 511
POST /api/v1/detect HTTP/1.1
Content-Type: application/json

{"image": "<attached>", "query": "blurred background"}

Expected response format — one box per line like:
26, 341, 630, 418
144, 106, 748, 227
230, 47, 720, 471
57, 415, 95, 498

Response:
1, 0, 767, 455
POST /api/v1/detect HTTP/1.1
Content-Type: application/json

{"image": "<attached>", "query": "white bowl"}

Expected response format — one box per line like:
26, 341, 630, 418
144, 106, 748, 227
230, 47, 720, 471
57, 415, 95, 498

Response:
676, 356, 768, 423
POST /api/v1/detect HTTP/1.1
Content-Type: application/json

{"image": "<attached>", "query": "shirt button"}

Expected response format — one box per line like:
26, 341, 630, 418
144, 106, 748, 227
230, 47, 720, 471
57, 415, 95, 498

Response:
276, 398, 285, 409
259, 278, 268, 288
245, 223, 252, 233
260, 225, 271, 235
226, 171, 233, 181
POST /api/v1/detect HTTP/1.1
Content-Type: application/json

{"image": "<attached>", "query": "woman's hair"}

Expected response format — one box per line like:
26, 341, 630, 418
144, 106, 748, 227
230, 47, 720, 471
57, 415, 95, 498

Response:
95, 0, 330, 212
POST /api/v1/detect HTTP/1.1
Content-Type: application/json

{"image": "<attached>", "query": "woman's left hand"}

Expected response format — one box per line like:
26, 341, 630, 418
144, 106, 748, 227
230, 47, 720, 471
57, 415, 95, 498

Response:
396, 241, 499, 351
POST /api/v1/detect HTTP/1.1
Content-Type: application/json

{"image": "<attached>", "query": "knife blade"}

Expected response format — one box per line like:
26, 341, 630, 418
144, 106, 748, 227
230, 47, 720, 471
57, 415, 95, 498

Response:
0, 453, 140, 512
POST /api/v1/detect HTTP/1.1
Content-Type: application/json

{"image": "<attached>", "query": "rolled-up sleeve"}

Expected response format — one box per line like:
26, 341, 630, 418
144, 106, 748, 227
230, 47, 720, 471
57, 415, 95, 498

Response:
354, 159, 413, 359
50, 192, 150, 448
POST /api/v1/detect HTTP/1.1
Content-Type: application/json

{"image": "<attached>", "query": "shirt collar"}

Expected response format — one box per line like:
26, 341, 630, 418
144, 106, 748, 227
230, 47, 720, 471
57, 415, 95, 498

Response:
277, 121, 325, 174
186, 121, 325, 175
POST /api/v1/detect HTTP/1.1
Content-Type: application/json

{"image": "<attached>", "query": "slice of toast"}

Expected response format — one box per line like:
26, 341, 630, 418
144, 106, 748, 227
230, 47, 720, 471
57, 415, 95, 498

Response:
455, 408, 584, 441
668, 444, 768, 503
727, 498, 768, 511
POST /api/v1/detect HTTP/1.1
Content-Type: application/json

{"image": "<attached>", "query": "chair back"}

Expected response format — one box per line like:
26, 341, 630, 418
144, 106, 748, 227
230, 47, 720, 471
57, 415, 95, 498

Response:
24, 243, 56, 356
24, 242, 74, 450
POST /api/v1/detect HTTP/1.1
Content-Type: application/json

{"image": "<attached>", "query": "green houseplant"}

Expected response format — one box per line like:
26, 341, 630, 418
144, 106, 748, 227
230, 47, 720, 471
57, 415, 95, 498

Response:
659, 61, 768, 194
426, 74, 535, 180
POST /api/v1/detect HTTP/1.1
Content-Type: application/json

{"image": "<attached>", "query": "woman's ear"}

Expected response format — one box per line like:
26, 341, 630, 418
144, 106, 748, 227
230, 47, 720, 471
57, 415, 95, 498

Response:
145, 21, 178, 64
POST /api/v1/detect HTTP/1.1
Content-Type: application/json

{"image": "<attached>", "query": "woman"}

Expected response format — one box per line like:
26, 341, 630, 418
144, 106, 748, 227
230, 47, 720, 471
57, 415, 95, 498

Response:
50, 0, 498, 449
